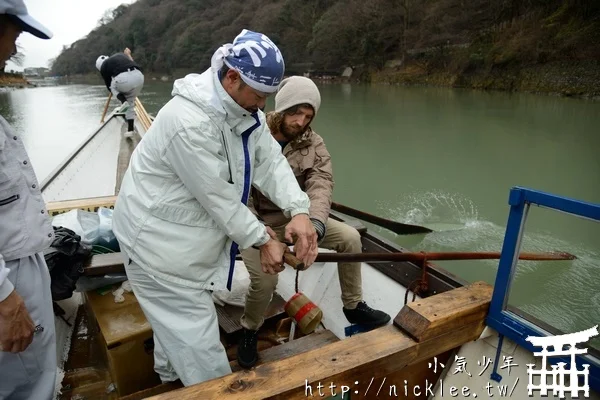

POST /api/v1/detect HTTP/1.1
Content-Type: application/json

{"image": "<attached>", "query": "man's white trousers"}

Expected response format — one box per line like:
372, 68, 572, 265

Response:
124, 259, 232, 386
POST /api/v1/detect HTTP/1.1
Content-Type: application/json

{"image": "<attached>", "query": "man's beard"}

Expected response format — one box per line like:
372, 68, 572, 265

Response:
280, 121, 305, 141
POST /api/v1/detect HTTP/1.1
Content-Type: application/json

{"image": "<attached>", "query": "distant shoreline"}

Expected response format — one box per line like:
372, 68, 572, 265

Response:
370, 60, 600, 101
7, 62, 599, 101
0, 74, 35, 89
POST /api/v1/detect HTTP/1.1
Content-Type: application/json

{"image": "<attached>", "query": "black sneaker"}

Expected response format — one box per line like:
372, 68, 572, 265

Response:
237, 328, 259, 369
343, 301, 391, 328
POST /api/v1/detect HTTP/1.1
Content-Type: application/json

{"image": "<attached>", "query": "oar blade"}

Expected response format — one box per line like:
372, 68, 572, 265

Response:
551, 251, 577, 260
389, 222, 433, 235
331, 202, 434, 235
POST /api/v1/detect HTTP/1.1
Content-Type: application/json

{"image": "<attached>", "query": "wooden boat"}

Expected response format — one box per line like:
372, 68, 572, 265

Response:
42, 100, 600, 400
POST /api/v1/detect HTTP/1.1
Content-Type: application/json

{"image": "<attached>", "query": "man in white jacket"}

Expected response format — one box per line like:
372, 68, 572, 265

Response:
112, 29, 318, 386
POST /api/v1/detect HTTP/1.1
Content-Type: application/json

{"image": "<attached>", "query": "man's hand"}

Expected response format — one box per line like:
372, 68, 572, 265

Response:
259, 234, 288, 275
0, 290, 34, 353
285, 214, 318, 267
124, 47, 133, 60
265, 225, 277, 240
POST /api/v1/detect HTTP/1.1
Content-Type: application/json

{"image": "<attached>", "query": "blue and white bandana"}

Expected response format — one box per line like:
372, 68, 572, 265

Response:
211, 29, 285, 94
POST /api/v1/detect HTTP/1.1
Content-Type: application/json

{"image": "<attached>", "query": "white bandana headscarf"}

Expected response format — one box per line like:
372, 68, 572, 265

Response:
211, 29, 285, 93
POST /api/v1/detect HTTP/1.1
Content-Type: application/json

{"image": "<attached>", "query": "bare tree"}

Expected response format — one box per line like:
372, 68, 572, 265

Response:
10, 43, 25, 67
97, 8, 114, 27
398, 0, 410, 64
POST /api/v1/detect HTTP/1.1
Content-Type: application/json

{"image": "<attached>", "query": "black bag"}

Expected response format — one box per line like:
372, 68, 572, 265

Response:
44, 226, 92, 301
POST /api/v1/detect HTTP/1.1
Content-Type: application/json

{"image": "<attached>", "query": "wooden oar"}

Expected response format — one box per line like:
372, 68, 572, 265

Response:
84, 249, 575, 276
284, 251, 306, 270
331, 202, 433, 235
300, 251, 576, 264
100, 92, 113, 123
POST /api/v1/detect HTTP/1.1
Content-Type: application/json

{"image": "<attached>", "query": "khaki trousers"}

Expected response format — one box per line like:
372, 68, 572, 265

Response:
240, 218, 363, 331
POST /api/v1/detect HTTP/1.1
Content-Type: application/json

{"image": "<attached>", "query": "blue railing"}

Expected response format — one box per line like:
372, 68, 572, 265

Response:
486, 187, 600, 393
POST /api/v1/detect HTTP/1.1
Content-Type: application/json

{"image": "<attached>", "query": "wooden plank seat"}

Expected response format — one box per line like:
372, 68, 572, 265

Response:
120, 329, 340, 400
143, 282, 493, 400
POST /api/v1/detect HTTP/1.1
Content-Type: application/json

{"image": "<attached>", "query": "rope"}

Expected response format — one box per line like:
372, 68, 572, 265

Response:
403, 254, 430, 305
295, 269, 300, 293
404, 279, 420, 305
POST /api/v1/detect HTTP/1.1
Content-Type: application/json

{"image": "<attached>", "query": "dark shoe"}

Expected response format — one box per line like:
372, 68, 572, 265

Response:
343, 301, 391, 328
237, 328, 259, 369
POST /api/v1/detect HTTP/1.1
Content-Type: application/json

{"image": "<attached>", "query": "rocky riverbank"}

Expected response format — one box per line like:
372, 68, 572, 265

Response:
0, 74, 33, 89
371, 60, 600, 99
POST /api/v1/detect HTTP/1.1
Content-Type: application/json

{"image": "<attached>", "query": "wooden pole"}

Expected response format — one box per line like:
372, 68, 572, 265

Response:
83, 250, 575, 277
301, 251, 577, 264
100, 92, 113, 123
283, 252, 305, 270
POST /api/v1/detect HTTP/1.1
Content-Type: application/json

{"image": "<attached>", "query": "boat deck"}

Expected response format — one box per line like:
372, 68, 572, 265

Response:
45, 103, 482, 400
57, 289, 343, 399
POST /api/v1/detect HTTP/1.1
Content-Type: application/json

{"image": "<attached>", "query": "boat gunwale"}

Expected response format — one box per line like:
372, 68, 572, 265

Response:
329, 210, 469, 295
40, 111, 124, 192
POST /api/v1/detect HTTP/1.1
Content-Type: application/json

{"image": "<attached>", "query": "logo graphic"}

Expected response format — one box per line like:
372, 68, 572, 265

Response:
526, 325, 599, 398
231, 32, 282, 68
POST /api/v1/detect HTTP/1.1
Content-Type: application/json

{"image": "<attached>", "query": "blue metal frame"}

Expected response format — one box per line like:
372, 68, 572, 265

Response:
486, 187, 600, 392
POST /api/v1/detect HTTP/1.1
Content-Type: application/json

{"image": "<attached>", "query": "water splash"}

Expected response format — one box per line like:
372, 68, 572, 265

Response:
377, 190, 479, 226
376, 191, 597, 279
377, 191, 599, 345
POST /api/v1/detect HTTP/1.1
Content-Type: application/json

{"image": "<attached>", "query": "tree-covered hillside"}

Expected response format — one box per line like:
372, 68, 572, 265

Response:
51, 0, 599, 90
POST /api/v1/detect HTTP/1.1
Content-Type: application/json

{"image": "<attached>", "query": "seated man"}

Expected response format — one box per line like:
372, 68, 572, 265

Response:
96, 47, 144, 138
237, 76, 391, 368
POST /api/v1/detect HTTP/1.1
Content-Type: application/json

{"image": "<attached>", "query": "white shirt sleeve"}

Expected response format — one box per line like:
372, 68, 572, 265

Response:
0, 254, 15, 302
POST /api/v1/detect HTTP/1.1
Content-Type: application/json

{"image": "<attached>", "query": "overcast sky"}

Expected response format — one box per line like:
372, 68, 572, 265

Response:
6, 0, 136, 71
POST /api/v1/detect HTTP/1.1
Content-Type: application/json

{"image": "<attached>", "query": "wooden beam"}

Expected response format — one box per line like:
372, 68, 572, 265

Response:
120, 381, 183, 400
46, 195, 117, 216
394, 281, 493, 342
122, 331, 340, 399
230, 329, 339, 373
116, 126, 141, 194
82, 253, 248, 277
145, 282, 491, 400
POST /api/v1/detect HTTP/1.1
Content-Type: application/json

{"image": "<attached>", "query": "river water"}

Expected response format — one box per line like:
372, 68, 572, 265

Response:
1, 79, 598, 348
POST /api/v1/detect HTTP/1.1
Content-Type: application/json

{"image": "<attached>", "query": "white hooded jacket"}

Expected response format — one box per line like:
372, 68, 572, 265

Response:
112, 69, 310, 291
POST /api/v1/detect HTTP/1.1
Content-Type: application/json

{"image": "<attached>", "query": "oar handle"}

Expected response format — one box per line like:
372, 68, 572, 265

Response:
284, 252, 306, 271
